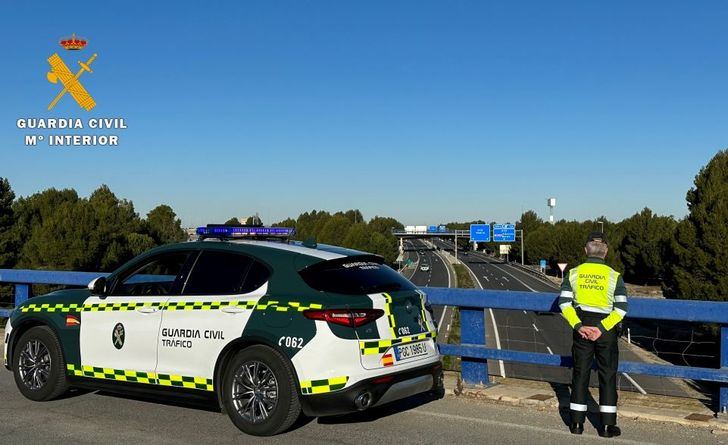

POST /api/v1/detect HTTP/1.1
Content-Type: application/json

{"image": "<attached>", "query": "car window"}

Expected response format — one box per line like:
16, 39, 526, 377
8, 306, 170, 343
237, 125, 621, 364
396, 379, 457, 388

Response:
182, 251, 270, 295
299, 256, 416, 295
112, 252, 193, 296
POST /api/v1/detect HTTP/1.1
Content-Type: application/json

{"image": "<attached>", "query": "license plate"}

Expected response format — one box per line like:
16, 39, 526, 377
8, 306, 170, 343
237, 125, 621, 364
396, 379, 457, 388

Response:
394, 341, 428, 361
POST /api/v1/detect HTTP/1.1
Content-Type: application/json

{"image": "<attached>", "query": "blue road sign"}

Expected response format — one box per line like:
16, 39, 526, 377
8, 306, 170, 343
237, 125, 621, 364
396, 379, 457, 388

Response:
469, 224, 491, 242
438, 225, 447, 233
428, 225, 438, 233
493, 224, 516, 242
539, 259, 547, 269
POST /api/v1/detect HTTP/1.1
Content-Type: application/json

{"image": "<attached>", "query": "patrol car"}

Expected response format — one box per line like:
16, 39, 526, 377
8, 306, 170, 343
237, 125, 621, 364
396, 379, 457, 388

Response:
3, 225, 442, 436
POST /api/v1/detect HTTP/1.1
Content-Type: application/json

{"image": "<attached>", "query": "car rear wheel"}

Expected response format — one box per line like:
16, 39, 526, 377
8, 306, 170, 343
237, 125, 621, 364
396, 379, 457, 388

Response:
12, 326, 68, 401
222, 345, 301, 436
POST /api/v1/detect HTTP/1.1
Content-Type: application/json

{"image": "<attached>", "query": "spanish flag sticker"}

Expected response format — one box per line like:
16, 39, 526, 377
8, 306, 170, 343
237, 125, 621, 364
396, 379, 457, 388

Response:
381, 353, 394, 367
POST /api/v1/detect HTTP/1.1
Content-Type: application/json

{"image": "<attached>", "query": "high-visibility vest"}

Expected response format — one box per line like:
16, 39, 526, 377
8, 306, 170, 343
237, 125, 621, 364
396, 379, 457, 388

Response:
569, 262, 619, 314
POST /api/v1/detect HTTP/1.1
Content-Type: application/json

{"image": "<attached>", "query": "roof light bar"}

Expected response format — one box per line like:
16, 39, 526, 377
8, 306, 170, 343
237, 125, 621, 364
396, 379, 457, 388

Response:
196, 226, 295, 239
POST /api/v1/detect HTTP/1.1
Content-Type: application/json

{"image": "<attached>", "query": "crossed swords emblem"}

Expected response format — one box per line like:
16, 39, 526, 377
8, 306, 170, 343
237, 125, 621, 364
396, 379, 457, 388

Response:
46, 52, 98, 111
113, 324, 125, 348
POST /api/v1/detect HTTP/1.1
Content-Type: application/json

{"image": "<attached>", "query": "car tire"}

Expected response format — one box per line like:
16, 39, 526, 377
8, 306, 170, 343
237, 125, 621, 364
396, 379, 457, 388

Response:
12, 326, 68, 401
221, 345, 301, 436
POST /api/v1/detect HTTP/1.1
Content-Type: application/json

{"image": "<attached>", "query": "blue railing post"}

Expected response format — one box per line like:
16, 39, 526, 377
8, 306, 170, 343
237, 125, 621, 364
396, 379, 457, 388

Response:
460, 307, 489, 386
14, 284, 30, 307
720, 326, 728, 413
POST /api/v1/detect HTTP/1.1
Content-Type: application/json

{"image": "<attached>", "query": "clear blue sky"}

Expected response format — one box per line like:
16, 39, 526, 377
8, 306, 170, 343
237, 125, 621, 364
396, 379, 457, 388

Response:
1, 1, 726, 227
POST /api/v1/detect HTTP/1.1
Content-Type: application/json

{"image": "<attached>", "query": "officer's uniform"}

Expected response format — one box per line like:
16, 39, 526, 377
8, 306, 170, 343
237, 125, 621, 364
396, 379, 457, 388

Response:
559, 249, 628, 427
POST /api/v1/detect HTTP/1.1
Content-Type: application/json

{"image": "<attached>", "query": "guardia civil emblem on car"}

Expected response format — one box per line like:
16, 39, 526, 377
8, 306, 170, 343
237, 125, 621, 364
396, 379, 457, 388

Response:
112, 323, 125, 350
3, 224, 443, 436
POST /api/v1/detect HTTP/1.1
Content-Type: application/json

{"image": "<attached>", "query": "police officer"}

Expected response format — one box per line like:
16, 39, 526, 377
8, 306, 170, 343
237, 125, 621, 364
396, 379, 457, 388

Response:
559, 232, 628, 438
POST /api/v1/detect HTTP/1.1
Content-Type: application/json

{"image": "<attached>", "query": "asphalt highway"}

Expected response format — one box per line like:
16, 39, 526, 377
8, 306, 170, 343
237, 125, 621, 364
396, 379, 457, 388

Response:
0, 368, 716, 445
430, 239, 693, 398
403, 240, 456, 341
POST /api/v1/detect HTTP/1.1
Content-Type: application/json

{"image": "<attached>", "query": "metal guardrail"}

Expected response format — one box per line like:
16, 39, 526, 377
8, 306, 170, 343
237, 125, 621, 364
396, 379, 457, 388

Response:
1, 269, 728, 412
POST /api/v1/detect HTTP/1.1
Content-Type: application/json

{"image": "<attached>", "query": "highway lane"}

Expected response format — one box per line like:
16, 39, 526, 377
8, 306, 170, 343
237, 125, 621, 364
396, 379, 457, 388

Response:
450, 244, 693, 397
402, 240, 455, 341
0, 367, 713, 445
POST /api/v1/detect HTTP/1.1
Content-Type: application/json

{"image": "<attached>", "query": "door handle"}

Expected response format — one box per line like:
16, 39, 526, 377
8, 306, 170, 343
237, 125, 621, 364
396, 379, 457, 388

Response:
222, 306, 247, 314
136, 306, 159, 314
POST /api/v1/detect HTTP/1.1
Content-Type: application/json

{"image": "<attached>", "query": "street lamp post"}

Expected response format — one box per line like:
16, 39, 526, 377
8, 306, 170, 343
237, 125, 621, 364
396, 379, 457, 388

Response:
517, 229, 524, 265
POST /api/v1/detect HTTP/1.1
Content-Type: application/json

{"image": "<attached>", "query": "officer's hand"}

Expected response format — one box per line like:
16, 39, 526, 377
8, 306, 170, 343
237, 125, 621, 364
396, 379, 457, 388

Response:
588, 328, 603, 341
577, 327, 591, 339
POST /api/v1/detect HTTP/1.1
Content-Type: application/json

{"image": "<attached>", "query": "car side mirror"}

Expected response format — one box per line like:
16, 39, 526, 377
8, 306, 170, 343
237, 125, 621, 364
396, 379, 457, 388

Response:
88, 276, 108, 296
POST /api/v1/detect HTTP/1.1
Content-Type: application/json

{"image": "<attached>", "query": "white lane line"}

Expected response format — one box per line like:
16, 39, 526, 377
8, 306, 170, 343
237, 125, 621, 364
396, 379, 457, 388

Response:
489, 262, 538, 292
438, 307, 448, 333
409, 410, 658, 445
546, 346, 553, 355
483, 276, 489, 282
622, 372, 647, 395
502, 276, 509, 282
432, 248, 454, 337
531, 323, 539, 332
466, 264, 506, 378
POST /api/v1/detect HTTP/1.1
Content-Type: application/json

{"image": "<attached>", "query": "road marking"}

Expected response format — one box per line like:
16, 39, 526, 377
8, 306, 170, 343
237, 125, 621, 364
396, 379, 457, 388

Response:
438, 307, 448, 333
531, 323, 539, 332
465, 263, 506, 378
546, 346, 553, 354
622, 372, 647, 395
489, 262, 537, 292
483, 276, 489, 282
410, 410, 658, 445
502, 276, 509, 282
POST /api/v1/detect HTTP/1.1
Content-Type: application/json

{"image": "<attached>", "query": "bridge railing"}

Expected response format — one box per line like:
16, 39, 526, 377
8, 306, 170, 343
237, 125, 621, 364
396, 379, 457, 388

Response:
2, 269, 728, 412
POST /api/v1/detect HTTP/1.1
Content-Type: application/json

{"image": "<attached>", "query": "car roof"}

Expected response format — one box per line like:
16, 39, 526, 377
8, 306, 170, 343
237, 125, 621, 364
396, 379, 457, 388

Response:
143, 239, 373, 262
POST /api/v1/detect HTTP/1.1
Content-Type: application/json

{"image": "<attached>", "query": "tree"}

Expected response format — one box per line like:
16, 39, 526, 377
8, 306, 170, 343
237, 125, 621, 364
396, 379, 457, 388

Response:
317, 215, 353, 246
224, 217, 242, 226
0, 178, 16, 267
368, 216, 404, 235
618, 208, 676, 284
664, 150, 728, 301
146, 205, 186, 245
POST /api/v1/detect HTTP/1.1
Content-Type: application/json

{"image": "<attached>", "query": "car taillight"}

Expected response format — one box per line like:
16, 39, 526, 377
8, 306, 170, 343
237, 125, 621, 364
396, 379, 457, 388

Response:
303, 309, 384, 328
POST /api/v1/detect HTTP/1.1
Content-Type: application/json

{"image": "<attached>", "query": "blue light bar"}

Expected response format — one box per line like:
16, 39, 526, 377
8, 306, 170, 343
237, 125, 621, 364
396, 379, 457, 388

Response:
196, 226, 295, 238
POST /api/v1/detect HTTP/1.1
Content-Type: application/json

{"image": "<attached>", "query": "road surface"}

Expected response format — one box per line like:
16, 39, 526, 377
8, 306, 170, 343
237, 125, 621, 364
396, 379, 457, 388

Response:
431, 238, 694, 398
0, 368, 717, 445
403, 239, 456, 341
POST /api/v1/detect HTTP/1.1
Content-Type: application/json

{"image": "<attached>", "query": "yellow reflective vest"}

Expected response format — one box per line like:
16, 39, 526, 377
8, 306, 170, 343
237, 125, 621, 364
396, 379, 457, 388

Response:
559, 258, 628, 333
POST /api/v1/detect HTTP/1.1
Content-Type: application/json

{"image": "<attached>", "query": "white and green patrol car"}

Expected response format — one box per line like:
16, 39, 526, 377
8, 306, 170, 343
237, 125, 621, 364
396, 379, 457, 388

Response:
3, 225, 443, 436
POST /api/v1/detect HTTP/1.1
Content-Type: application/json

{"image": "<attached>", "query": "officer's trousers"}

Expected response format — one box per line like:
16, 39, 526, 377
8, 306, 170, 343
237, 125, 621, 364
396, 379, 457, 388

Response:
570, 313, 619, 426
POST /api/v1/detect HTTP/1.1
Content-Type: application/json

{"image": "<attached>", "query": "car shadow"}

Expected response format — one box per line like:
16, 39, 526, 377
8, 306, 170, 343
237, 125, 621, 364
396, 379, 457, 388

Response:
317, 388, 445, 425
93, 390, 222, 413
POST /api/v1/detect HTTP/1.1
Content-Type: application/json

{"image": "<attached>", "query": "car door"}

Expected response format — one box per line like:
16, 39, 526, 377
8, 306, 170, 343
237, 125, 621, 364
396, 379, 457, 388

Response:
79, 250, 195, 381
155, 250, 270, 389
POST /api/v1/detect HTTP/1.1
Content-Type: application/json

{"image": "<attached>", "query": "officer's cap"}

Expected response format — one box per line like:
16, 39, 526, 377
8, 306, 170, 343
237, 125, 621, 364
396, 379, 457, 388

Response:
586, 231, 607, 245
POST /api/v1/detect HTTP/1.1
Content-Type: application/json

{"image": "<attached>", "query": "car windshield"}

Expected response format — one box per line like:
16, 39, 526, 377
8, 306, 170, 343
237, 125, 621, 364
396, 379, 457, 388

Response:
299, 256, 416, 295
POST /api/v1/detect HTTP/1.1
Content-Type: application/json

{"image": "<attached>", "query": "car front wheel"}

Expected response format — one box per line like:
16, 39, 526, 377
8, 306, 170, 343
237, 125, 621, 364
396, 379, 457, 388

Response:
12, 326, 68, 401
221, 345, 301, 436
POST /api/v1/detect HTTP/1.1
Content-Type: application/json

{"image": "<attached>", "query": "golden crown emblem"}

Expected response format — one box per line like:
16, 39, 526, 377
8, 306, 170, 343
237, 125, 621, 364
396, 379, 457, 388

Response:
59, 33, 87, 51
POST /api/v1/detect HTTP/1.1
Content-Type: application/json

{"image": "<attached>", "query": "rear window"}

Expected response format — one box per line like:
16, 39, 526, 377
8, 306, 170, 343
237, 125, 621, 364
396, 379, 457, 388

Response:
299, 256, 416, 295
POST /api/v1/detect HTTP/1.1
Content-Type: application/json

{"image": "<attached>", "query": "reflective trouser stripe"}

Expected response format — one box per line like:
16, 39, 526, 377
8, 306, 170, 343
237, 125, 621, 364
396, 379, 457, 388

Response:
600, 405, 617, 413
570, 403, 588, 412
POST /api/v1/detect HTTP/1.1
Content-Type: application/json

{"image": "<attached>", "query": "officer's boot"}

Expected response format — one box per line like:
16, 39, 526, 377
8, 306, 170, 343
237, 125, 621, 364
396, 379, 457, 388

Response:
598, 425, 621, 438
569, 423, 584, 435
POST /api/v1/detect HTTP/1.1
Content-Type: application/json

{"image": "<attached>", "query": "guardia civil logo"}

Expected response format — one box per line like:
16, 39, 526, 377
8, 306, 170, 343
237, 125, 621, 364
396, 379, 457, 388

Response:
46, 33, 98, 111
112, 323, 125, 350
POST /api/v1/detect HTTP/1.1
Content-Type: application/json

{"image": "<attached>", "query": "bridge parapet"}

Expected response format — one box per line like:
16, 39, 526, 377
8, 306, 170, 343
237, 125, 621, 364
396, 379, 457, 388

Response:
2, 269, 728, 412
